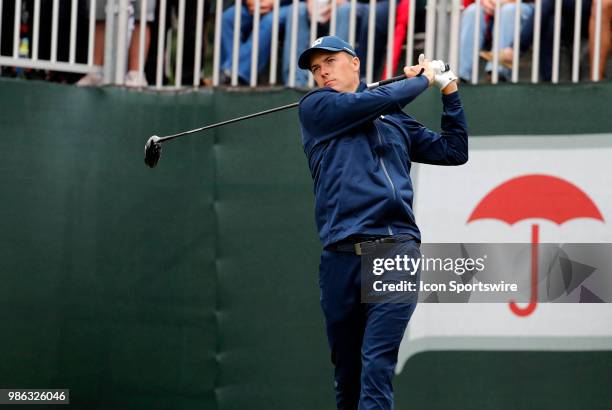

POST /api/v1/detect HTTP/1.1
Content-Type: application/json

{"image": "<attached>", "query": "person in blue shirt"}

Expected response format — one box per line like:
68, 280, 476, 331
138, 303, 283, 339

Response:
219, 0, 291, 85
297, 36, 468, 409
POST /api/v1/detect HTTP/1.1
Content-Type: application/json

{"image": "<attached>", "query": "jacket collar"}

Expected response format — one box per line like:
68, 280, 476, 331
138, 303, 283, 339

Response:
356, 81, 367, 93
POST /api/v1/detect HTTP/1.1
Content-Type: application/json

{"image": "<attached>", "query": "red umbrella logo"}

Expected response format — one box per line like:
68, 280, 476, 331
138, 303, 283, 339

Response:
467, 174, 604, 317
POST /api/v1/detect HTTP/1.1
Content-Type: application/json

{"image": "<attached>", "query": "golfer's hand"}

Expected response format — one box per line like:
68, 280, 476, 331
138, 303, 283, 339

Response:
403, 54, 434, 86
441, 80, 458, 95
429, 59, 458, 94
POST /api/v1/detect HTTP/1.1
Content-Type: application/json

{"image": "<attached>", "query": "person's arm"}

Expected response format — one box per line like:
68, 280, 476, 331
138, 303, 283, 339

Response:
245, 0, 255, 14
259, 0, 274, 14
299, 76, 429, 148
246, 0, 275, 14
441, 80, 458, 95
481, 0, 496, 15
404, 90, 468, 165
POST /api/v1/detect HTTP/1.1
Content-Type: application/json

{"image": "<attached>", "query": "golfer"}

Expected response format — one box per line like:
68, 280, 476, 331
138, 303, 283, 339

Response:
297, 36, 468, 409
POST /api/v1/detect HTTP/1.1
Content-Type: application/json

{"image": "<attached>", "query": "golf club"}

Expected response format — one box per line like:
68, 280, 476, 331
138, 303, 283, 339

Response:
144, 72, 426, 168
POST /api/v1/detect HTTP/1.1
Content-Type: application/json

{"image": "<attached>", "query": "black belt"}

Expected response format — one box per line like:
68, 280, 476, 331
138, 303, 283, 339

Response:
327, 237, 403, 256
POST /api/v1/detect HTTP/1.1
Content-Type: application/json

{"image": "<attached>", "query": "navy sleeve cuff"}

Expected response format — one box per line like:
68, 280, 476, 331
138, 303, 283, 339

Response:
441, 90, 462, 107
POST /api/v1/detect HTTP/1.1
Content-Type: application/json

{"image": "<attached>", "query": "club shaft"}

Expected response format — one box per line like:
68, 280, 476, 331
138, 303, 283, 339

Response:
159, 74, 410, 143
160, 102, 299, 143
366, 74, 408, 89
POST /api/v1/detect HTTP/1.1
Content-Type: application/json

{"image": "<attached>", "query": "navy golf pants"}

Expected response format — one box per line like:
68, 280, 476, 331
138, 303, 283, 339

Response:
319, 237, 418, 410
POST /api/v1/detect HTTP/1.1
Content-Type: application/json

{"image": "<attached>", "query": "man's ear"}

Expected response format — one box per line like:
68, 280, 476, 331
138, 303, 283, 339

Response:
352, 56, 360, 73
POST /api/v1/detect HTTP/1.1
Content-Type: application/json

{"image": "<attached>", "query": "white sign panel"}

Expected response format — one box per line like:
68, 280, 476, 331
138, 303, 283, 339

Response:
397, 135, 612, 373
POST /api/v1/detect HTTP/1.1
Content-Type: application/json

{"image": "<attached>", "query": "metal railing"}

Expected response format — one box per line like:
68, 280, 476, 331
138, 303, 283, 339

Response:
0, 0, 100, 74
0, 0, 607, 89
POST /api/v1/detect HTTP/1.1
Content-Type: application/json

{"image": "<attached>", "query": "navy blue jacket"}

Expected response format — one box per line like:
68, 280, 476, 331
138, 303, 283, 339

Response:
298, 76, 468, 248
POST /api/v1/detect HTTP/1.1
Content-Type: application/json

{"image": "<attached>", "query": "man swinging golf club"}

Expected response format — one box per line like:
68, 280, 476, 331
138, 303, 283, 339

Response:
298, 36, 468, 409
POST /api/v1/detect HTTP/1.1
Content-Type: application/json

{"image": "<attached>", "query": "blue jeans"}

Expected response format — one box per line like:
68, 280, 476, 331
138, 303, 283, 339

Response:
221, 5, 288, 83
319, 235, 418, 409
520, 0, 592, 81
459, 2, 535, 80
282, 1, 353, 86
282, 1, 389, 85
354, 1, 389, 78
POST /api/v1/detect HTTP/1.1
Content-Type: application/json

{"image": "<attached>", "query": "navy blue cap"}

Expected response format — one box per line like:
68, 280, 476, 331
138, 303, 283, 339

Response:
298, 36, 357, 70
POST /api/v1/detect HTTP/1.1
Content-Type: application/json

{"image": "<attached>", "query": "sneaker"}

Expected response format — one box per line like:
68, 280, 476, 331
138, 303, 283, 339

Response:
479, 49, 513, 70
218, 69, 249, 86
76, 72, 103, 87
125, 70, 148, 87
219, 69, 232, 85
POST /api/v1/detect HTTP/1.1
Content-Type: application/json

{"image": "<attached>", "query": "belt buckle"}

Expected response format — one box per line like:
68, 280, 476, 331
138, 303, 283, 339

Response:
355, 237, 396, 255
354, 242, 363, 256
354, 240, 375, 255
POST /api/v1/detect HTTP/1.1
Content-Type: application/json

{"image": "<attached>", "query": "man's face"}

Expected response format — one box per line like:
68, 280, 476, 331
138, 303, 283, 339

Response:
309, 50, 360, 93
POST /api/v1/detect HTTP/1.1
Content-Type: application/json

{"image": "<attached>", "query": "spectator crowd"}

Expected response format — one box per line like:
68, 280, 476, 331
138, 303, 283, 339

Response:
0, 0, 609, 86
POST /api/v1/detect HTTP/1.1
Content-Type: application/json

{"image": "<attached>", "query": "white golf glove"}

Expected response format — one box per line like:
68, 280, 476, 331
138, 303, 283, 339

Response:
418, 54, 457, 90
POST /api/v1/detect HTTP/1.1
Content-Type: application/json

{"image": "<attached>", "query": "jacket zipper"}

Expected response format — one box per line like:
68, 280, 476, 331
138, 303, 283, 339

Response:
373, 119, 395, 236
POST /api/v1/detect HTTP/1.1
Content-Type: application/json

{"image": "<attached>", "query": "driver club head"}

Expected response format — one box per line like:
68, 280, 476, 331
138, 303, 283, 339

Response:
144, 135, 162, 168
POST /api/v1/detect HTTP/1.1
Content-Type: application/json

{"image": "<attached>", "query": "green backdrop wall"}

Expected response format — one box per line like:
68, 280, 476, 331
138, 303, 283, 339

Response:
1, 78, 611, 409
